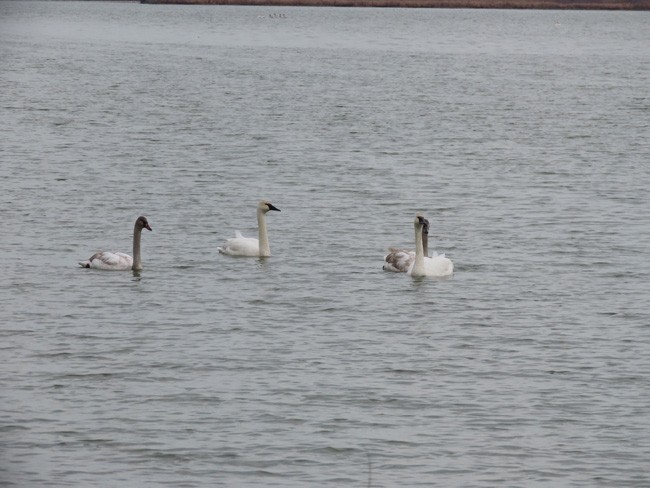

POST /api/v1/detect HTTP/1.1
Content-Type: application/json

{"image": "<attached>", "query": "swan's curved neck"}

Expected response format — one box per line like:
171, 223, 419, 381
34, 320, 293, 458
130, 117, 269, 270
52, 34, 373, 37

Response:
132, 224, 143, 271
257, 209, 271, 257
412, 225, 426, 277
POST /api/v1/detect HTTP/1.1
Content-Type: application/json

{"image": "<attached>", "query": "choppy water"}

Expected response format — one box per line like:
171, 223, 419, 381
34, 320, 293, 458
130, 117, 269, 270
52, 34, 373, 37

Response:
1, 2, 649, 486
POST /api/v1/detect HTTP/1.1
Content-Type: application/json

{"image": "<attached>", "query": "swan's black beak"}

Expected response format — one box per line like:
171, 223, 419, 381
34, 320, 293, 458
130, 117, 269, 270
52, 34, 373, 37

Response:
145, 223, 152, 231
267, 204, 280, 212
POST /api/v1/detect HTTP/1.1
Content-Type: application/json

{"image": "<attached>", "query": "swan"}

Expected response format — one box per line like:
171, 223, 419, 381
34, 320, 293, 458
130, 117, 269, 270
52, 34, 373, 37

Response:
383, 216, 430, 273
79, 216, 152, 271
218, 200, 280, 257
407, 214, 453, 278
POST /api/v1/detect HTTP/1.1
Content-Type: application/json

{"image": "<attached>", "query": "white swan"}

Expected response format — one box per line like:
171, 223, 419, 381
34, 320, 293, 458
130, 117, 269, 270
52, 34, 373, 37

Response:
384, 217, 430, 273
79, 216, 152, 271
407, 214, 453, 278
218, 200, 280, 257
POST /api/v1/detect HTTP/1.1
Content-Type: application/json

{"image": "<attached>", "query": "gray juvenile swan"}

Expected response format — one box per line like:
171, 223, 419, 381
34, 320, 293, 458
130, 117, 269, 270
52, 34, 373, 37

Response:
79, 216, 152, 271
384, 216, 430, 273
218, 200, 280, 257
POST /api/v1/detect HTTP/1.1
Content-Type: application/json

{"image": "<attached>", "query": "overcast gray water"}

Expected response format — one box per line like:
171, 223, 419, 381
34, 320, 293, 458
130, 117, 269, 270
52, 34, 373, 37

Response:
1, 2, 649, 486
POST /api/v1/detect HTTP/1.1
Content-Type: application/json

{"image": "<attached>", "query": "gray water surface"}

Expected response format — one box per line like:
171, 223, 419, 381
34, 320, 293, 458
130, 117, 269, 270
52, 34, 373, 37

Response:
1, 2, 649, 486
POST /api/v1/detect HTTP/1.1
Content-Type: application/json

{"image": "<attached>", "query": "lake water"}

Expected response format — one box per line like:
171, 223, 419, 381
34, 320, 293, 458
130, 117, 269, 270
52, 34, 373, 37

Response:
1, 2, 649, 486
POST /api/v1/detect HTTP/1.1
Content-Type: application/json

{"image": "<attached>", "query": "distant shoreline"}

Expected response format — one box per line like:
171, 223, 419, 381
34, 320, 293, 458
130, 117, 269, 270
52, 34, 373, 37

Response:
140, 0, 650, 9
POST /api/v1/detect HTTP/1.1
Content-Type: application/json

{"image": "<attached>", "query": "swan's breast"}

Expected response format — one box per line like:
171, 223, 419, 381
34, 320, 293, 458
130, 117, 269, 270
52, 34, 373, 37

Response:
423, 255, 454, 277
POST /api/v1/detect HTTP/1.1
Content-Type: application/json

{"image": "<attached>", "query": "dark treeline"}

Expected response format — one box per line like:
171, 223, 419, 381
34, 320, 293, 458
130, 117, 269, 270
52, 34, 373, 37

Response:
141, 0, 650, 9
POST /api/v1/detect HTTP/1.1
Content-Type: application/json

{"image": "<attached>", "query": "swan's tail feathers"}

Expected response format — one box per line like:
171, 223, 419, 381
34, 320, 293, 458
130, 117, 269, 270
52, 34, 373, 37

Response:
80, 251, 103, 268
383, 264, 401, 272
218, 231, 242, 254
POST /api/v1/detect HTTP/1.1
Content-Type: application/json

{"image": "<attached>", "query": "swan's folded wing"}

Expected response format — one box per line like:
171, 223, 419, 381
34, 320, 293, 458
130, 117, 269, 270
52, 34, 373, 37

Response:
90, 251, 132, 269
383, 248, 415, 273
218, 234, 260, 256
97, 252, 123, 265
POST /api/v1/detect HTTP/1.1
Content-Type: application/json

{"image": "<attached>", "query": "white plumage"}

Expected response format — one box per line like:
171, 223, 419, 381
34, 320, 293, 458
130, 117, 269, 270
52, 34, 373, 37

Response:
80, 251, 134, 270
218, 230, 262, 257
407, 214, 453, 278
408, 251, 454, 277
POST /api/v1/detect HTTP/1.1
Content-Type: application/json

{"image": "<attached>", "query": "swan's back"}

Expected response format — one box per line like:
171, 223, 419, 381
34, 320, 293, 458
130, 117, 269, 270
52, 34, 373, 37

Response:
79, 251, 133, 270
383, 248, 415, 273
217, 231, 260, 257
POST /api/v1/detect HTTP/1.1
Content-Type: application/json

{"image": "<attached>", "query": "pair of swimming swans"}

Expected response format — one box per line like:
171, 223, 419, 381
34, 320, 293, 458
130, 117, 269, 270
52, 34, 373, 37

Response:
384, 214, 453, 278
79, 201, 280, 271
216, 206, 451, 276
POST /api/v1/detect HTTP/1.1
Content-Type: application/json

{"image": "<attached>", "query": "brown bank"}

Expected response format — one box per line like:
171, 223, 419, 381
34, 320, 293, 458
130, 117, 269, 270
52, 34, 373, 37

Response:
141, 0, 649, 9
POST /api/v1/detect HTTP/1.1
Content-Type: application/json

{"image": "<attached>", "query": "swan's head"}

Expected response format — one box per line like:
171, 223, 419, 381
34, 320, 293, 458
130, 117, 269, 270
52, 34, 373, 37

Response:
414, 214, 428, 232
136, 216, 152, 231
258, 200, 280, 213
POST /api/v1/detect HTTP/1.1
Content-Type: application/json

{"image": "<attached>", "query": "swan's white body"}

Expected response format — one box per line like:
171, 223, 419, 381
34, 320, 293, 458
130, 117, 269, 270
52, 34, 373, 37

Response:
218, 201, 280, 257
79, 216, 152, 271
81, 251, 134, 270
407, 251, 454, 278
384, 218, 429, 273
218, 230, 263, 257
407, 215, 453, 278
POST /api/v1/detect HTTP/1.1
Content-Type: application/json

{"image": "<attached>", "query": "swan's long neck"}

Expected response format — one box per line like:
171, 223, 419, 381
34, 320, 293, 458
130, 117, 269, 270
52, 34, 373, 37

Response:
132, 224, 143, 271
257, 209, 271, 257
422, 231, 429, 258
412, 225, 426, 277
